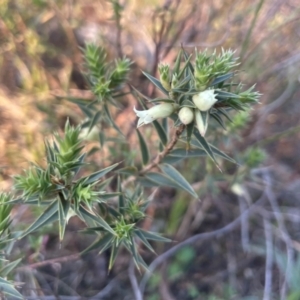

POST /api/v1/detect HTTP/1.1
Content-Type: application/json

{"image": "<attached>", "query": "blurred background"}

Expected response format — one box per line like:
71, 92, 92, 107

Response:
1, 0, 300, 299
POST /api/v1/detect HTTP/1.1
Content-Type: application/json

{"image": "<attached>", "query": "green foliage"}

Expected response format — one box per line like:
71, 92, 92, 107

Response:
0, 44, 263, 298
0, 193, 22, 299
135, 47, 260, 171
83, 43, 132, 102
0, 193, 12, 233
82, 185, 170, 271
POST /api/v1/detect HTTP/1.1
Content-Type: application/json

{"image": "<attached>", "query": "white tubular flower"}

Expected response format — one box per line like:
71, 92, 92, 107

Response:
192, 89, 217, 111
195, 110, 209, 136
134, 103, 176, 128
178, 107, 194, 125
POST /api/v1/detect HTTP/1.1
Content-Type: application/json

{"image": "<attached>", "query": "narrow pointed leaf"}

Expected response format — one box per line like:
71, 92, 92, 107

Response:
78, 205, 115, 235
169, 148, 206, 157
210, 72, 234, 86
82, 162, 120, 185
98, 192, 121, 200
159, 164, 198, 198
178, 53, 193, 78
136, 129, 150, 165
173, 49, 182, 75
209, 143, 237, 164
193, 129, 220, 170
88, 111, 102, 133
20, 200, 58, 238
131, 85, 153, 102
216, 107, 233, 122
117, 176, 124, 214
144, 172, 180, 189
183, 50, 194, 74
142, 71, 169, 95
58, 196, 70, 241
134, 229, 155, 253
81, 233, 114, 255
0, 278, 23, 299
139, 229, 171, 242
108, 243, 120, 270
99, 131, 105, 147
116, 166, 138, 175
173, 74, 191, 89
162, 156, 184, 164
103, 103, 124, 136
77, 103, 94, 118
152, 120, 168, 146
0, 259, 21, 277
216, 90, 240, 100
148, 98, 175, 103
181, 99, 196, 108
186, 120, 195, 147
211, 113, 226, 130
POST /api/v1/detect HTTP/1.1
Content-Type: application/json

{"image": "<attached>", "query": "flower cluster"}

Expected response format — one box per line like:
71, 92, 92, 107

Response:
133, 48, 260, 138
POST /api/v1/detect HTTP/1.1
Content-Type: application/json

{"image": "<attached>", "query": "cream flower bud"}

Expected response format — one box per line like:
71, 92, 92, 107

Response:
178, 107, 194, 125
134, 103, 176, 128
195, 110, 209, 136
192, 89, 217, 111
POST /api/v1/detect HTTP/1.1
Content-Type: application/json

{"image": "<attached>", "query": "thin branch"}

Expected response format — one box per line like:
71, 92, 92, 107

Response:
17, 253, 80, 272
262, 170, 294, 300
128, 259, 142, 300
122, 124, 185, 188
263, 217, 273, 300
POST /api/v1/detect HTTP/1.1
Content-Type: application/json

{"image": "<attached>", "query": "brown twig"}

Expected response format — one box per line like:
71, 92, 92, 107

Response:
122, 124, 185, 188
17, 253, 80, 272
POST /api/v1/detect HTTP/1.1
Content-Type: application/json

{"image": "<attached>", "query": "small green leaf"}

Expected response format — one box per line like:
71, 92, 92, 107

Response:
173, 49, 182, 75
77, 205, 115, 235
0, 258, 21, 277
108, 243, 120, 270
216, 90, 240, 101
210, 72, 234, 86
148, 98, 175, 103
117, 176, 125, 214
82, 162, 120, 185
208, 143, 237, 164
216, 107, 233, 122
134, 229, 155, 253
142, 71, 169, 95
193, 129, 221, 170
178, 53, 193, 78
139, 229, 171, 242
152, 120, 168, 146
169, 148, 206, 157
99, 131, 105, 147
173, 74, 192, 89
186, 121, 195, 147
0, 278, 23, 299
159, 164, 198, 198
183, 49, 194, 74
58, 195, 70, 241
98, 192, 122, 200
103, 103, 124, 136
161, 156, 184, 164
131, 85, 153, 102
136, 129, 150, 165
88, 111, 102, 133
116, 166, 138, 175
211, 113, 226, 130
144, 172, 180, 189
81, 233, 114, 255
20, 200, 58, 238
